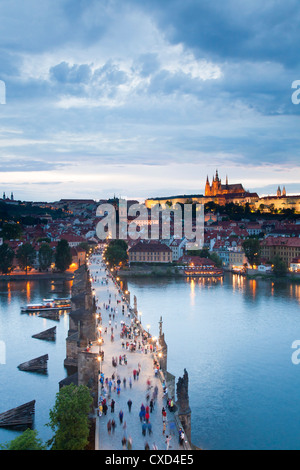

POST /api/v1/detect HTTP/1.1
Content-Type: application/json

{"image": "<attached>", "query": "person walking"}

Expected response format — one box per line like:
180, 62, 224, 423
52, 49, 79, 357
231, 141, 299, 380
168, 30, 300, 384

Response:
163, 421, 167, 435
142, 421, 147, 437
127, 399, 133, 413
122, 436, 127, 450
110, 399, 115, 413
111, 419, 116, 434
179, 428, 185, 446
150, 399, 154, 413
165, 435, 172, 450
119, 410, 124, 424
127, 436, 133, 450
107, 420, 112, 435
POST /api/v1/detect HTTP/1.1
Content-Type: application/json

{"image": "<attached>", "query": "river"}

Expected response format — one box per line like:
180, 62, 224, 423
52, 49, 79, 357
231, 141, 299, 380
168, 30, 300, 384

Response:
1, 274, 300, 450
0, 279, 72, 447
125, 274, 300, 450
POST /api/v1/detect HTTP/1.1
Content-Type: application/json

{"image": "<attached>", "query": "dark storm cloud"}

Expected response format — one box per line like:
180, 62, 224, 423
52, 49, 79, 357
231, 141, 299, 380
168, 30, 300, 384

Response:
134, 0, 300, 66
0, 0, 298, 199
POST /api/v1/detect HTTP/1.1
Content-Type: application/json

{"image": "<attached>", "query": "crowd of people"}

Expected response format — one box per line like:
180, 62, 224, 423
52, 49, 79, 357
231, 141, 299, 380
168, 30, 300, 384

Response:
88, 251, 187, 451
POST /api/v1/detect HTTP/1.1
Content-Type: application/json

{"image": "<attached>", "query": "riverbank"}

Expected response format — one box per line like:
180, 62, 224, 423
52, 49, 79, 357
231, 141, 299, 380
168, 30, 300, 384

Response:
118, 265, 300, 284
118, 265, 183, 278
246, 271, 300, 283
0, 272, 74, 281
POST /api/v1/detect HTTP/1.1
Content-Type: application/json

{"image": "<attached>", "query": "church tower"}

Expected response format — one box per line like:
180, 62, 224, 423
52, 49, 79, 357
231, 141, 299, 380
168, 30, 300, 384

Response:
282, 187, 286, 197
205, 176, 211, 197
277, 186, 282, 198
212, 170, 221, 196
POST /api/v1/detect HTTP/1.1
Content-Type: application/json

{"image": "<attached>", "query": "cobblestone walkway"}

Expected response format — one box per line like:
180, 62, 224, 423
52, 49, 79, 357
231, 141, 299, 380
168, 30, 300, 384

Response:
90, 255, 180, 451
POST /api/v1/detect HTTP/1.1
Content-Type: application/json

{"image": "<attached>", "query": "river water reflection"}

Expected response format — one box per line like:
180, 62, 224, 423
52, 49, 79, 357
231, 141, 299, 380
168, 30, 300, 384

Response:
0, 279, 71, 446
126, 274, 300, 450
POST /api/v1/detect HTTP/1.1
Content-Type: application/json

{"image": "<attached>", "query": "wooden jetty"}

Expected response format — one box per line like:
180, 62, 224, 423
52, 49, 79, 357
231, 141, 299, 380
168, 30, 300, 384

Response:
18, 354, 49, 373
32, 326, 56, 342
0, 400, 36, 429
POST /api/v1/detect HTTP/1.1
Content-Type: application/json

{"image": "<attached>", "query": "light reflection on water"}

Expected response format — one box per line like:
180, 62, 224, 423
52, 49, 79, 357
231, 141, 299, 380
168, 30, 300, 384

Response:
0, 279, 71, 446
126, 273, 300, 450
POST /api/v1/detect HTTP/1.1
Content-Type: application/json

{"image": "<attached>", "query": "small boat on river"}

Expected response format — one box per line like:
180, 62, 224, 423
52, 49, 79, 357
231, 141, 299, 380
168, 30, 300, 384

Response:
21, 298, 71, 313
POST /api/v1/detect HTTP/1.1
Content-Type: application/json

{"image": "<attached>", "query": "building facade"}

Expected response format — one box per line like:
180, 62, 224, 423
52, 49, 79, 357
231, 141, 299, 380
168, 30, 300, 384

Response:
128, 241, 172, 263
261, 237, 300, 267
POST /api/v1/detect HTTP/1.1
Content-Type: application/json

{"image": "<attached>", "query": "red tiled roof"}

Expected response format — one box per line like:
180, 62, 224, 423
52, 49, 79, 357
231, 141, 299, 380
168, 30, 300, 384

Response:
129, 241, 171, 253
262, 237, 300, 247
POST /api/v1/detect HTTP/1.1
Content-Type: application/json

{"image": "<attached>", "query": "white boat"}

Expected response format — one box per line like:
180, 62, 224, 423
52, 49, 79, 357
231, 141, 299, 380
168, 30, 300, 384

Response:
21, 298, 71, 313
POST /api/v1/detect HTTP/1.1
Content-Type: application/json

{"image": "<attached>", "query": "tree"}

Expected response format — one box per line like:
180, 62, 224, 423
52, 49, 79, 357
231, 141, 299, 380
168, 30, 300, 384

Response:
0, 243, 15, 274
105, 240, 128, 267
38, 243, 53, 271
55, 239, 72, 272
0, 222, 23, 241
79, 242, 90, 253
0, 429, 45, 450
242, 239, 261, 268
272, 255, 288, 277
47, 384, 93, 450
209, 252, 223, 268
16, 243, 36, 274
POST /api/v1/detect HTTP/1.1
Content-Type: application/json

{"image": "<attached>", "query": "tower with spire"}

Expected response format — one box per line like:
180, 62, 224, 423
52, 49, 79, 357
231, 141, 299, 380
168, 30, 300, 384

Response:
205, 170, 222, 196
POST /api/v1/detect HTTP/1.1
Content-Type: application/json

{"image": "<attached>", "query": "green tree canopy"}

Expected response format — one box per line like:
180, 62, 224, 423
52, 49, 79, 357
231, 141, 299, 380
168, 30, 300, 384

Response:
105, 240, 128, 267
79, 242, 91, 253
55, 239, 72, 272
0, 429, 45, 450
242, 239, 261, 268
47, 384, 93, 450
0, 222, 23, 240
272, 255, 288, 277
39, 243, 53, 271
0, 243, 15, 274
16, 243, 36, 274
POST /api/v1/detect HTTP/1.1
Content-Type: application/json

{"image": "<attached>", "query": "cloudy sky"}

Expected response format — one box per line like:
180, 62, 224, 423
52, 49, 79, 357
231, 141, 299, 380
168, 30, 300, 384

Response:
0, 0, 299, 201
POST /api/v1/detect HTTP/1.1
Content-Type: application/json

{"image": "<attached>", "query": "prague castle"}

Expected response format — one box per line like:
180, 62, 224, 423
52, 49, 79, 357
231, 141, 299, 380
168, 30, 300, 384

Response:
205, 171, 246, 197
146, 170, 259, 208
145, 170, 299, 213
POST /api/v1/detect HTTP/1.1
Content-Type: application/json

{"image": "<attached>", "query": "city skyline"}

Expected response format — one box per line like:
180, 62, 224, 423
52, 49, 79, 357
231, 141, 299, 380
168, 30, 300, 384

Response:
0, 0, 300, 201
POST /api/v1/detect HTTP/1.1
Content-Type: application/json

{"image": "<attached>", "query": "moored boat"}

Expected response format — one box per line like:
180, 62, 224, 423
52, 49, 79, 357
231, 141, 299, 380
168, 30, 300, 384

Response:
21, 298, 71, 313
